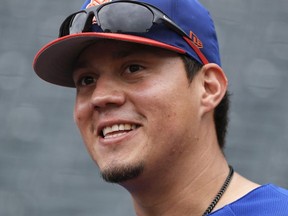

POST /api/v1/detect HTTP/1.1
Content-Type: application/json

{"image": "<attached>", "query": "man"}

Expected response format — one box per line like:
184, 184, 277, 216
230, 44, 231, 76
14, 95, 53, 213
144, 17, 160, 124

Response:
33, 0, 288, 215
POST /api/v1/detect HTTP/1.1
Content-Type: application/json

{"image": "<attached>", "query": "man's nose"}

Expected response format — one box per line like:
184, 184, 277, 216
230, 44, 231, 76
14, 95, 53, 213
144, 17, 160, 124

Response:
90, 76, 126, 110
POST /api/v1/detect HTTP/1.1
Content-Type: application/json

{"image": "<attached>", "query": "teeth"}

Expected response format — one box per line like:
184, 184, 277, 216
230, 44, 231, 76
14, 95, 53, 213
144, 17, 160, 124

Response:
124, 124, 131, 130
102, 124, 137, 137
119, 124, 125, 130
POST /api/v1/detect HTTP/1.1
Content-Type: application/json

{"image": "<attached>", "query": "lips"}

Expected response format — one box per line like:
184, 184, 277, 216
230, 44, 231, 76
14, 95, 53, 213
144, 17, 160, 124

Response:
101, 123, 139, 139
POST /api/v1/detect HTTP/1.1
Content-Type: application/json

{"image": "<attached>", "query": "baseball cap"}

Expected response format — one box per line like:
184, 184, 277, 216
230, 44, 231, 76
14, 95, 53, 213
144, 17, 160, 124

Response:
33, 0, 221, 87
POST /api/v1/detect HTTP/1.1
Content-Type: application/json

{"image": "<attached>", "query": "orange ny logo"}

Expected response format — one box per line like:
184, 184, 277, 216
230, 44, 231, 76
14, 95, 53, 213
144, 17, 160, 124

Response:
86, 0, 112, 8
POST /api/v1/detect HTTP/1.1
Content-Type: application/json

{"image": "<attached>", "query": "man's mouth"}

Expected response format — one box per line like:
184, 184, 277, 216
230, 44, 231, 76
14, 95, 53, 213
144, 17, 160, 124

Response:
101, 124, 139, 139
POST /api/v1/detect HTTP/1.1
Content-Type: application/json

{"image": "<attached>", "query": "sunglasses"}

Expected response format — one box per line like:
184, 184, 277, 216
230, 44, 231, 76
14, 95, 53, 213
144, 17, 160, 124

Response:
59, 0, 208, 64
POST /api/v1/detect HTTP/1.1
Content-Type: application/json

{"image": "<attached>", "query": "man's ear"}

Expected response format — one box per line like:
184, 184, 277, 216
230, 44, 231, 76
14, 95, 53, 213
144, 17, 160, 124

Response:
199, 63, 228, 115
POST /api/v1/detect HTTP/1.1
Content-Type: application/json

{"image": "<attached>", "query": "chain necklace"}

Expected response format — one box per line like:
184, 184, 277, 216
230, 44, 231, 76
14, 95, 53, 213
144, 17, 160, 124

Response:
202, 165, 234, 216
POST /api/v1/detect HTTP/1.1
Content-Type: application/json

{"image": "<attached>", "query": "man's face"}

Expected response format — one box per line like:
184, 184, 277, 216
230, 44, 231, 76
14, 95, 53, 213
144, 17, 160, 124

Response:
73, 40, 203, 183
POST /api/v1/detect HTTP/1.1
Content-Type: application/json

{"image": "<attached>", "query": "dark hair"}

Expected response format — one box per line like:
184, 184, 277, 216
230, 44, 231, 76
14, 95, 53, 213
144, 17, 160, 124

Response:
180, 55, 230, 149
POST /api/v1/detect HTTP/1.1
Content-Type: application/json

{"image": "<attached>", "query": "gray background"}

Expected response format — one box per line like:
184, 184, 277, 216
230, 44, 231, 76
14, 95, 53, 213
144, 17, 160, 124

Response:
0, 0, 288, 215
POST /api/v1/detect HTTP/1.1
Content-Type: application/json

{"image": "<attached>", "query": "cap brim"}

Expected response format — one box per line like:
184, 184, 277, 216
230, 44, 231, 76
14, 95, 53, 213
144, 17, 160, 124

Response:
33, 32, 186, 87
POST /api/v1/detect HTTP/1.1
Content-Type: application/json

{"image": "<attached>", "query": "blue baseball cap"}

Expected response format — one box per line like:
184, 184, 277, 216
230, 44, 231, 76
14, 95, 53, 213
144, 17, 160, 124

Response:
33, 0, 221, 87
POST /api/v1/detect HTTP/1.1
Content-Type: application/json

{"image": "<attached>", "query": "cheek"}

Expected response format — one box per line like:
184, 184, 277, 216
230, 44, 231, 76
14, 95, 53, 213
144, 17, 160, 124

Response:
73, 98, 92, 132
134, 79, 191, 117
133, 81, 189, 134
73, 99, 98, 157
131, 76, 199, 144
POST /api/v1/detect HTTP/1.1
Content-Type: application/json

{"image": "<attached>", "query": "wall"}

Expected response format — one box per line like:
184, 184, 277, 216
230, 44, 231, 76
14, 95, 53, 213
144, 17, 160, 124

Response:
0, 0, 287, 215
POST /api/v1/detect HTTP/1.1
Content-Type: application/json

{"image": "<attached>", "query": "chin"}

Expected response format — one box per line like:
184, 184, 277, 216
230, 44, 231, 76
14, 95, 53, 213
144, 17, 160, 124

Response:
100, 162, 145, 183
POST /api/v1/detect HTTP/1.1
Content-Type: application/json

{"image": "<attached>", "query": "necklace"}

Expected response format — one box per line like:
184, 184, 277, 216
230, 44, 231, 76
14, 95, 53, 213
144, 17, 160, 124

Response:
202, 165, 234, 216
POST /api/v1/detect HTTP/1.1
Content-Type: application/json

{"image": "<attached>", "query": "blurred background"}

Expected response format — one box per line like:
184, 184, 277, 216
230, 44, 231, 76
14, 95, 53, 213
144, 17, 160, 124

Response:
0, 0, 287, 215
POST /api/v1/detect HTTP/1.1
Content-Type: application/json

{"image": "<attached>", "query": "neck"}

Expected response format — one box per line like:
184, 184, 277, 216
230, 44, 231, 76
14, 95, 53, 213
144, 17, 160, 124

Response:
120, 137, 230, 216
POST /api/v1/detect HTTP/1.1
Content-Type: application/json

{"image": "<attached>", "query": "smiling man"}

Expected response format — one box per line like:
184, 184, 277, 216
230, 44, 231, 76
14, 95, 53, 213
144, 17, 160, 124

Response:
33, 0, 288, 215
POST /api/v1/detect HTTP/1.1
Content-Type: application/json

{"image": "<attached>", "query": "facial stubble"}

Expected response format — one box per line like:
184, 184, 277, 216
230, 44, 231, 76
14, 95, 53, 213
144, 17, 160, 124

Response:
101, 162, 145, 183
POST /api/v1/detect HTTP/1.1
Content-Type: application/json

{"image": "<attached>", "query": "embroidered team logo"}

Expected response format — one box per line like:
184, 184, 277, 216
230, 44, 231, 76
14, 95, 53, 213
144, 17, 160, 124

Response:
189, 31, 203, 48
86, 0, 112, 8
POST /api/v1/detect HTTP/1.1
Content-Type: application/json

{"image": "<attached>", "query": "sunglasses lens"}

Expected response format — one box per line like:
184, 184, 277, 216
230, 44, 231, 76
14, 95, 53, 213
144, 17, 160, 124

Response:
98, 2, 153, 33
70, 12, 88, 34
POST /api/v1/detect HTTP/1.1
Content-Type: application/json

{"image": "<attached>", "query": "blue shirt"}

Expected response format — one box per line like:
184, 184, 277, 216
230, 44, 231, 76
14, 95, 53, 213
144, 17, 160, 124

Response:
209, 184, 288, 215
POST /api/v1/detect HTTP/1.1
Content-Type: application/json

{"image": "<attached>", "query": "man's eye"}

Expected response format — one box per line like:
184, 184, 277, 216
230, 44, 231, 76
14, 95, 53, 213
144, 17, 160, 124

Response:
127, 64, 143, 73
78, 76, 96, 86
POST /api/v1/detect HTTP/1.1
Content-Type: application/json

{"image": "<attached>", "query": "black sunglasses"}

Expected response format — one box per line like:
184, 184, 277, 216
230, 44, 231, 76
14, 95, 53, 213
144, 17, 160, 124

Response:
59, 0, 208, 64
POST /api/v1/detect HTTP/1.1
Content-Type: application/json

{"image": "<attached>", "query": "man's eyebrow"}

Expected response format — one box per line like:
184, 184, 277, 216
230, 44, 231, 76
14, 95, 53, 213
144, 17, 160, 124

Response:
72, 50, 134, 71
112, 51, 130, 59
73, 61, 89, 72
73, 45, 161, 71
72, 51, 134, 72
111, 49, 141, 59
